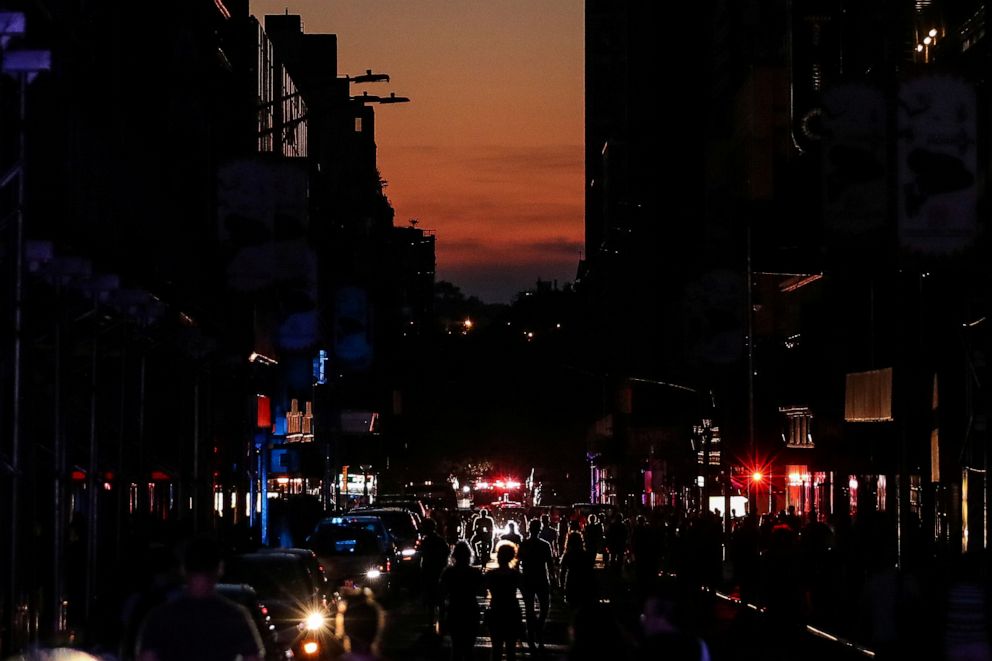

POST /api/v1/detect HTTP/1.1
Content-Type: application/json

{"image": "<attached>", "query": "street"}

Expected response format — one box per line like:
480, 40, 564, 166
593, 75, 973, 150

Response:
371, 552, 876, 661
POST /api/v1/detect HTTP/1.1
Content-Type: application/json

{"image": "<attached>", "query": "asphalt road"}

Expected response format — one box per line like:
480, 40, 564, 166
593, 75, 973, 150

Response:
374, 552, 877, 661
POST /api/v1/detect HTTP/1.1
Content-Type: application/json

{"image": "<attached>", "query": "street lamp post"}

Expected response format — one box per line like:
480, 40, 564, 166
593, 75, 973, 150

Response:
349, 91, 411, 105
74, 274, 120, 624
343, 69, 390, 84
1, 18, 50, 651
29, 247, 92, 636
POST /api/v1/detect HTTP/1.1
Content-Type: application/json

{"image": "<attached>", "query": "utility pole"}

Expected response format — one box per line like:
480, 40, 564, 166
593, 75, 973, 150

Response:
1, 21, 50, 651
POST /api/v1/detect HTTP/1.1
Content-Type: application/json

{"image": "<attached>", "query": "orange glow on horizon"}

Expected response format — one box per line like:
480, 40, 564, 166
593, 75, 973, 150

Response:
249, 1, 584, 302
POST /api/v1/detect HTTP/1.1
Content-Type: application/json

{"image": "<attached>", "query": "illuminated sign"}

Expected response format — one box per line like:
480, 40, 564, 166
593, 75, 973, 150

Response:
338, 472, 376, 496
313, 349, 328, 385
285, 399, 314, 442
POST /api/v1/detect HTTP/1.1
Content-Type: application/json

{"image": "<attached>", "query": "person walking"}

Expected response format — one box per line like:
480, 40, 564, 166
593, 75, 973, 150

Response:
337, 589, 386, 661
136, 535, 264, 661
484, 544, 524, 660
472, 509, 496, 565
538, 514, 558, 559
439, 541, 486, 661
560, 531, 596, 610
604, 514, 628, 569
419, 518, 452, 635
557, 519, 570, 560
583, 515, 604, 565
517, 519, 555, 652
499, 521, 523, 546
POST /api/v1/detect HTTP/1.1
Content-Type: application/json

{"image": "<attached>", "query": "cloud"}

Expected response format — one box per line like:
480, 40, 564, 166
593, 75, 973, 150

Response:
463, 144, 583, 173
389, 144, 445, 155
405, 197, 583, 229
379, 141, 585, 302
528, 238, 584, 255
441, 237, 582, 257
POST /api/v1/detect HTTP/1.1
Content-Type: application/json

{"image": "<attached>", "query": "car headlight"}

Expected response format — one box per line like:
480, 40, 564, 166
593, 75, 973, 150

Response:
303, 611, 326, 631
366, 568, 382, 579
302, 640, 320, 656
401, 548, 417, 558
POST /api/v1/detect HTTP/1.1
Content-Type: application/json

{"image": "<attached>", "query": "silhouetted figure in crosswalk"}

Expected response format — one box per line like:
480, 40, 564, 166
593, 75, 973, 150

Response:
560, 531, 596, 610
484, 544, 524, 660
518, 518, 556, 652
583, 515, 603, 563
440, 541, 485, 661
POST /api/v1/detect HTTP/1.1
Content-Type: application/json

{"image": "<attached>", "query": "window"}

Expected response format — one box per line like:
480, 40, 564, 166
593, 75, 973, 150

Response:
780, 406, 814, 448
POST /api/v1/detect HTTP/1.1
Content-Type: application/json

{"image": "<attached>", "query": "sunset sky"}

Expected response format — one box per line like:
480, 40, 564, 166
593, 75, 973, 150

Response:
249, 0, 585, 303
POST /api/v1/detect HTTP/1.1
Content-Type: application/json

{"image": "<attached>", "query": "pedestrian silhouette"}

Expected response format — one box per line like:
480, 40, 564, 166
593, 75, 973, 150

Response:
118, 542, 182, 661
604, 514, 628, 568
136, 535, 264, 661
336, 588, 385, 661
630, 515, 661, 601
538, 514, 559, 558
518, 518, 556, 652
583, 515, 603, 563
500, 521, 523, 546
472, 509, 496, 565
560, 531, 596, 609
557, 519, 570, 557
440, 541, 486, 661
484, 544, 524, 660
419, 518, 452, 635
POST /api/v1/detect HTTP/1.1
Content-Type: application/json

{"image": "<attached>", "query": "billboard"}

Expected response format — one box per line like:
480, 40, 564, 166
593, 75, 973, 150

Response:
897, 77, 977, 254
822, 84, 887, 235
217, 158, 318, 351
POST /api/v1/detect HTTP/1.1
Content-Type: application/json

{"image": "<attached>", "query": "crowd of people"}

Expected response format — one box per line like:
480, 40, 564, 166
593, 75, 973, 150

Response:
419, 503, 992, 661
420, 507, 710, 661
43, 500, 992, 661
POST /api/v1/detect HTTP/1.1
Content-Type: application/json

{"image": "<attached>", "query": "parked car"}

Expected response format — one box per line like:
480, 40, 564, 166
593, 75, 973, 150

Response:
372, 494, 427, 521
322, 513, 399, 553
215, 582, 284, 660
306, 523, 393, 599
349, 506, 425, 586
222, 551, 334, 659
350, 508, 420, 557
260, 547, 329, 605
